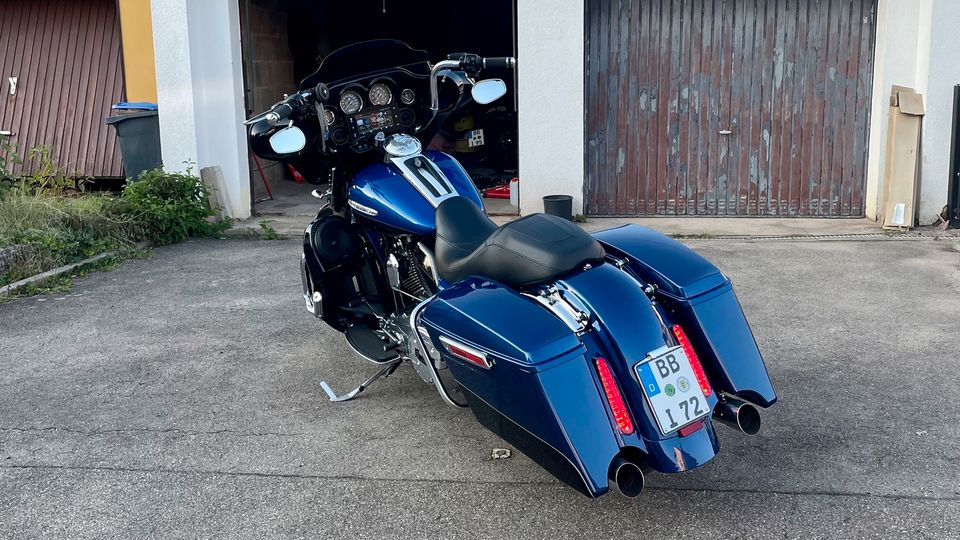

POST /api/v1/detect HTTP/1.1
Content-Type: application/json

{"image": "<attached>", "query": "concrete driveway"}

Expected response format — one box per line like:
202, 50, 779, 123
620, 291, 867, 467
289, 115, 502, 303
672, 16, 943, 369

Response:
1, 237, 959, 539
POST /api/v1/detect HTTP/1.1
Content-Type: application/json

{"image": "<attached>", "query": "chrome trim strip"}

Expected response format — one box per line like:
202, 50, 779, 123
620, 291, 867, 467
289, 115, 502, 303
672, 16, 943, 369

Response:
348, 199, 379, 216
390, 154, 458, 208
410, 298, 465, 408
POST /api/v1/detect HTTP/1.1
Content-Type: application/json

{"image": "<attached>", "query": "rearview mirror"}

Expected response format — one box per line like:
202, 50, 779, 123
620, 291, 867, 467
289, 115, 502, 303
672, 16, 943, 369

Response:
472, 79, 507, 105
269, 126, 306, 154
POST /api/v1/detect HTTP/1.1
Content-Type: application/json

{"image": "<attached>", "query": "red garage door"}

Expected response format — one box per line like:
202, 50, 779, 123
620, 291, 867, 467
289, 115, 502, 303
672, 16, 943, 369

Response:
0, 0, 125, 178
585, 0, 878, 216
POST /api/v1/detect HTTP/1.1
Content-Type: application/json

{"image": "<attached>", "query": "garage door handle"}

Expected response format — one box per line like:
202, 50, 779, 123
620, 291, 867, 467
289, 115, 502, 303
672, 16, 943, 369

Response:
719, 129, 733, 135
0, 130, 12, 136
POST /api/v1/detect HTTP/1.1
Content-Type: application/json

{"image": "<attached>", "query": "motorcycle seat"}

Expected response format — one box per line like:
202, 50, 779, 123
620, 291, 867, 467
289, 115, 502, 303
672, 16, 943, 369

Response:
434, 196, 606, 287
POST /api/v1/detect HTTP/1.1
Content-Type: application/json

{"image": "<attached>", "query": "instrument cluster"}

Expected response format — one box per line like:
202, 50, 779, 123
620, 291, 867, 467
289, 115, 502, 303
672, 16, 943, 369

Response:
322, 77, 420, 151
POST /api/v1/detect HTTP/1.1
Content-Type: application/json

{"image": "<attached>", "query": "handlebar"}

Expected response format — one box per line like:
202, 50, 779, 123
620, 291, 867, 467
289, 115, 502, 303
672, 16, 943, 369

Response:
244, 91, 307, 126
482, 57, 516, 70
430, 55, 516, 111
265, 102, 295, 126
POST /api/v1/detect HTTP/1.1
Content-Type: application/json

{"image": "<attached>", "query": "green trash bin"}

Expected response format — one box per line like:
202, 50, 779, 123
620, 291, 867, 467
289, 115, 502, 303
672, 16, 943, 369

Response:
105, 102, 161, 180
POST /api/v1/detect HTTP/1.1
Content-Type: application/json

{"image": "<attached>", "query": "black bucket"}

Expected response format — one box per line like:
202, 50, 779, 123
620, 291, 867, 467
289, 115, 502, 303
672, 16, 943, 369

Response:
543, 194, 573, 221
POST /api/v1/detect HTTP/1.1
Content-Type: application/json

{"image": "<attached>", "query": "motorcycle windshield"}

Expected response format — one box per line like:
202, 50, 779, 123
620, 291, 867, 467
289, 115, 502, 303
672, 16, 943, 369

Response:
300, 39, 431, 89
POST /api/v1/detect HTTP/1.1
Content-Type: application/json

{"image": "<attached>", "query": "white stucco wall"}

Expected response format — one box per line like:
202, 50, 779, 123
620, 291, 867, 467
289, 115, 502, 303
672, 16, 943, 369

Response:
517, 0, 586, 215
151, 0, 197, 178
919, 0, 960, 223
866, 0, 947, 224
152, 0, 251, 219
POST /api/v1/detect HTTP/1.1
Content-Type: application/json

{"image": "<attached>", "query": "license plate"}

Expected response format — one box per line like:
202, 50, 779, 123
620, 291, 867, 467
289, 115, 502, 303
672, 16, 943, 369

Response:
635, 346, 710, 435
467, 129, 485, 147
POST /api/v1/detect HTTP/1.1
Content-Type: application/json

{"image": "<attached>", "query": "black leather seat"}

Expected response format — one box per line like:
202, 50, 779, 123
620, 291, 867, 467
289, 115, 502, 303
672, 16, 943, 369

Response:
434, 197, 606, 287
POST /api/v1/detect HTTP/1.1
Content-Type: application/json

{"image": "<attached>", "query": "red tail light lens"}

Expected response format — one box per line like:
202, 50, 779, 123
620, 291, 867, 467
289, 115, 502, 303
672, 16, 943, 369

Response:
672, 324, 712, 397
594, 357, 634, 435
439, 336, 492, 369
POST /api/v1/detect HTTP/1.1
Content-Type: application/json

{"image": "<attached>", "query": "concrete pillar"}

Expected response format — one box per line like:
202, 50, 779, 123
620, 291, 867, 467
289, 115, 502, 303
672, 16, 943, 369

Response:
919, 0, 960, 223
867, 0, 960, 224
517, 0, 586, 216
151, 0, 251, 219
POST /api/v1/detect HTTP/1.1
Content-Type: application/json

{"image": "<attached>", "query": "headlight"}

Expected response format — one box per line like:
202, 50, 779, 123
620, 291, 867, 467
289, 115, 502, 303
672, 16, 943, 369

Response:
369, 83, 392, 106
400, 88, 416, 105
339, 91, 362, 115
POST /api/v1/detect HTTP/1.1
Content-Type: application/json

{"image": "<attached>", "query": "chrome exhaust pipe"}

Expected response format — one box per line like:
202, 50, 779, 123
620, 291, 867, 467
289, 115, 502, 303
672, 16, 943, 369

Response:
609, 456, 645, 498
713, 398, 762, 435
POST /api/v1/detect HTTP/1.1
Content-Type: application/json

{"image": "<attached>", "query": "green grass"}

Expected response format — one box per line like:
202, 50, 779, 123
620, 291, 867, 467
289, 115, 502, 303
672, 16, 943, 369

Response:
0, 192, 144, 287
258, 219, 280, 240
1, 157, 228, 295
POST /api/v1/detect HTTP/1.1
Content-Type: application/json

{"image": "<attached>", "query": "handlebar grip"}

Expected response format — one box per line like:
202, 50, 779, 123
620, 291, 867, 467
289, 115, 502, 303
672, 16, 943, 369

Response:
483, 57, 516, 70
266, 102, 295, 126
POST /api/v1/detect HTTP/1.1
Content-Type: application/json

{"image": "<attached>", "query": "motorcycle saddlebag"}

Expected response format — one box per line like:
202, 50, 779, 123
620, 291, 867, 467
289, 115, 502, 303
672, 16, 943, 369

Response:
418, 278, 624, 497
592, 225, 777, 407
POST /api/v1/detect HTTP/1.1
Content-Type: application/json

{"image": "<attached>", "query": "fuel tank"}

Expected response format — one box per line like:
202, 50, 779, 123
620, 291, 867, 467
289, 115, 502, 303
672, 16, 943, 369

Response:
348, 151, 484, 236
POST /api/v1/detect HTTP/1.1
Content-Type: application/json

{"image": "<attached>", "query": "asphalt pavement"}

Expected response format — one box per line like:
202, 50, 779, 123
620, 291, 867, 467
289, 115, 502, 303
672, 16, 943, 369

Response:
1, 237, 959, 539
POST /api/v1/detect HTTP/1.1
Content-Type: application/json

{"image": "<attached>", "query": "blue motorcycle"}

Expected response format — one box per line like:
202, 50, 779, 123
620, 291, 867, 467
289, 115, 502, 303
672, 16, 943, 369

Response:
248, 40, 776, 499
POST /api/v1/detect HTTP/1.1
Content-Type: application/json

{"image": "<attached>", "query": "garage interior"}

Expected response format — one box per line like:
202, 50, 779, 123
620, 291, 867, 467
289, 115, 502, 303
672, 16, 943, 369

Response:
239, 0, 519, 217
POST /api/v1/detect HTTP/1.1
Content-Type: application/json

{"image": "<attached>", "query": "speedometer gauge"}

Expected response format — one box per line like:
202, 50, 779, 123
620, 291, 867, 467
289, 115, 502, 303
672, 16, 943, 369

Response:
339, 91, 362, 115
369, 83, 392, 106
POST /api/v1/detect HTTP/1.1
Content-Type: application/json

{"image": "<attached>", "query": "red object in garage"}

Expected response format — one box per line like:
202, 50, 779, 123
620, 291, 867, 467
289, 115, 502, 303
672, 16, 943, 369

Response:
483, 177, 517, 199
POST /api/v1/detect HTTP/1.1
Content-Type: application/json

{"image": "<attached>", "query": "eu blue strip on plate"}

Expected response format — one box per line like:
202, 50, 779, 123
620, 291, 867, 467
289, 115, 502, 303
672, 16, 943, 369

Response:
637, 362, 661, 398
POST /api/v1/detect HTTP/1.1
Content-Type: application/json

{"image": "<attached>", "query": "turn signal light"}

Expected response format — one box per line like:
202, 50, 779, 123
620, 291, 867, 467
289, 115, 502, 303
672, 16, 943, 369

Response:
594, 357, 634, 435
672, 324, 712, 397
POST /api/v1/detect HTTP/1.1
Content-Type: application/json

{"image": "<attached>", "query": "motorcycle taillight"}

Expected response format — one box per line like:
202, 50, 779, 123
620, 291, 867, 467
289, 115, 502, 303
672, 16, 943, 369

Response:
672, 324, 712, 397
594, 357, 634, 435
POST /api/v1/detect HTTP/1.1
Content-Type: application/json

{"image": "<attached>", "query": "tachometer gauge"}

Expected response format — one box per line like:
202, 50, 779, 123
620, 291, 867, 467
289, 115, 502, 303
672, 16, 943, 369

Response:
339, 91, 363, 114
323, 108, 336, 127
369, 83, 393, 106
400, 88, 416, 105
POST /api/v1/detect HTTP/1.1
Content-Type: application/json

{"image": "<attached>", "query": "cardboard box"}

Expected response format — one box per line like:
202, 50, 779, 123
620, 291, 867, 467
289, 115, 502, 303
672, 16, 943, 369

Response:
881, 86, 925, 229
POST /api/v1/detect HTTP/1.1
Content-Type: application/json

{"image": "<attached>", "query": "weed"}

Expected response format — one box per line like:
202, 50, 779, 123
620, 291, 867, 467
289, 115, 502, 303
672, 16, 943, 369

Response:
1, 153, 231, 297
258, 219, 280, 240
572, 214, 588, 223
120, 167, 231, 246
0, 140, 23, 197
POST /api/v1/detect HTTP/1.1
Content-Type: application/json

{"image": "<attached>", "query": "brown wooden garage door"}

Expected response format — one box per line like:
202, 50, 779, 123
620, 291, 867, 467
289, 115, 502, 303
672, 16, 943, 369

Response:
585, 0, 877, 216
0, 0, 125, 178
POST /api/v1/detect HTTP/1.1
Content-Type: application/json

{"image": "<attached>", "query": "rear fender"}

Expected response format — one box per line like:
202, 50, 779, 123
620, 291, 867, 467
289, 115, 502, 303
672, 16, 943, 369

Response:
557, 263, 721, 473
592, 224, 777, 407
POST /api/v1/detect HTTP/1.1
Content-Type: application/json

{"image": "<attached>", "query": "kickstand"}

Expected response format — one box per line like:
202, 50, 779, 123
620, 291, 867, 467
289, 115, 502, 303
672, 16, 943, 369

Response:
320, 361, 401, 402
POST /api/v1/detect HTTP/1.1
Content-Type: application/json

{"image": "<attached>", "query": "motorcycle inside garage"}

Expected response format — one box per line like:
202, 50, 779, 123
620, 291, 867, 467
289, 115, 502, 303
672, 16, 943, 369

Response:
239, 0, 519, 216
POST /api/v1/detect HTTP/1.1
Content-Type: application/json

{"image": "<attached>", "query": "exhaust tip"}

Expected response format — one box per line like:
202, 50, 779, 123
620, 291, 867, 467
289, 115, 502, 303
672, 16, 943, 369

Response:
714, 398, 762, 436
736, 402, 762, 435
609, 457, 645, 498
